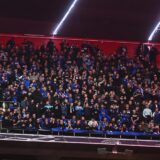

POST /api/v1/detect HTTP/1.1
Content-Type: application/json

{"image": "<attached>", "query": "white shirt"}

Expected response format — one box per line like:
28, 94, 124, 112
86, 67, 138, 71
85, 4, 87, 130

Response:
143, 108, 152, 118
88, 120, 98, 128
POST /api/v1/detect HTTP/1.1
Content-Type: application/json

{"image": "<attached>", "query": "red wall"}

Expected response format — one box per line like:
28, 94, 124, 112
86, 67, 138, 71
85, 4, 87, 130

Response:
0, 33, 160, 66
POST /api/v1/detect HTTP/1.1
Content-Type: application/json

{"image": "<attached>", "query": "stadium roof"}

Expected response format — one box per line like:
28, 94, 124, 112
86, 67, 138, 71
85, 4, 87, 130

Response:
0, 0, 160, 41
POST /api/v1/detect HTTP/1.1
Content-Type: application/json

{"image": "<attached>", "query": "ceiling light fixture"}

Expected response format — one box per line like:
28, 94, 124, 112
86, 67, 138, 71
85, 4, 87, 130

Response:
148, 22, 160, 41
53, 0, 79, 35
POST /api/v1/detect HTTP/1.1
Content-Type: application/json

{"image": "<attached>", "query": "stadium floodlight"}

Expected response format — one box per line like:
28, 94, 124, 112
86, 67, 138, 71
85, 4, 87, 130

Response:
53, 0, 79, 35
148, 21, 160, 41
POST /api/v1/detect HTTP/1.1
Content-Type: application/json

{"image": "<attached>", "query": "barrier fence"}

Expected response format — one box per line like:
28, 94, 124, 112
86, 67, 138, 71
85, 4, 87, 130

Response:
0, 127, 160, 140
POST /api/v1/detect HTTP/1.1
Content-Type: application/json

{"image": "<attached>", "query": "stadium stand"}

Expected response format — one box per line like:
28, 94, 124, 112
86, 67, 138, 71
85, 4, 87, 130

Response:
0, 35, 160, 139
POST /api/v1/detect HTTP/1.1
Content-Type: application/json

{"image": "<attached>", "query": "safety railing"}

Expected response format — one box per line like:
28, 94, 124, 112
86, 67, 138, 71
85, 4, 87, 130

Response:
0, 127, 160, 140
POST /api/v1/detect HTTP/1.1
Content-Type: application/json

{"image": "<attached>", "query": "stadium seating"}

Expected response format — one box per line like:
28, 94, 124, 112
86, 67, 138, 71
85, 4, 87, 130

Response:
0, 36, 160, 139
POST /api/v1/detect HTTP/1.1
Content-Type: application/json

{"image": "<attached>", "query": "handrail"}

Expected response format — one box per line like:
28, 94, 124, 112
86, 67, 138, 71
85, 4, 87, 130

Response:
0, 127, 160, 139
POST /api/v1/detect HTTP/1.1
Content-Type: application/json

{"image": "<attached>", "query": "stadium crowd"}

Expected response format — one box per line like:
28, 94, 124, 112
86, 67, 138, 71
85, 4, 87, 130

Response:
0, 38, 160, 134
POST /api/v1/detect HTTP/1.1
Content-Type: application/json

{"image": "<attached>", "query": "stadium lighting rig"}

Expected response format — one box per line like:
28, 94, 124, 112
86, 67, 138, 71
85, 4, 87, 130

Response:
53, 0, 79, 35
148, 21, 160, 41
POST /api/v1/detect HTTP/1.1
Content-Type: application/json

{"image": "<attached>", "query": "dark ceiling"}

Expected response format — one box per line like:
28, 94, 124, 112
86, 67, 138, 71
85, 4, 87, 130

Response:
0, 0, 160, 41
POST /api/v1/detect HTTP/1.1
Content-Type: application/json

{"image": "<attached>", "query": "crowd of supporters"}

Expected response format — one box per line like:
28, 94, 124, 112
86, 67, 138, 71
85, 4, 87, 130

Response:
0, 38, 160, 134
